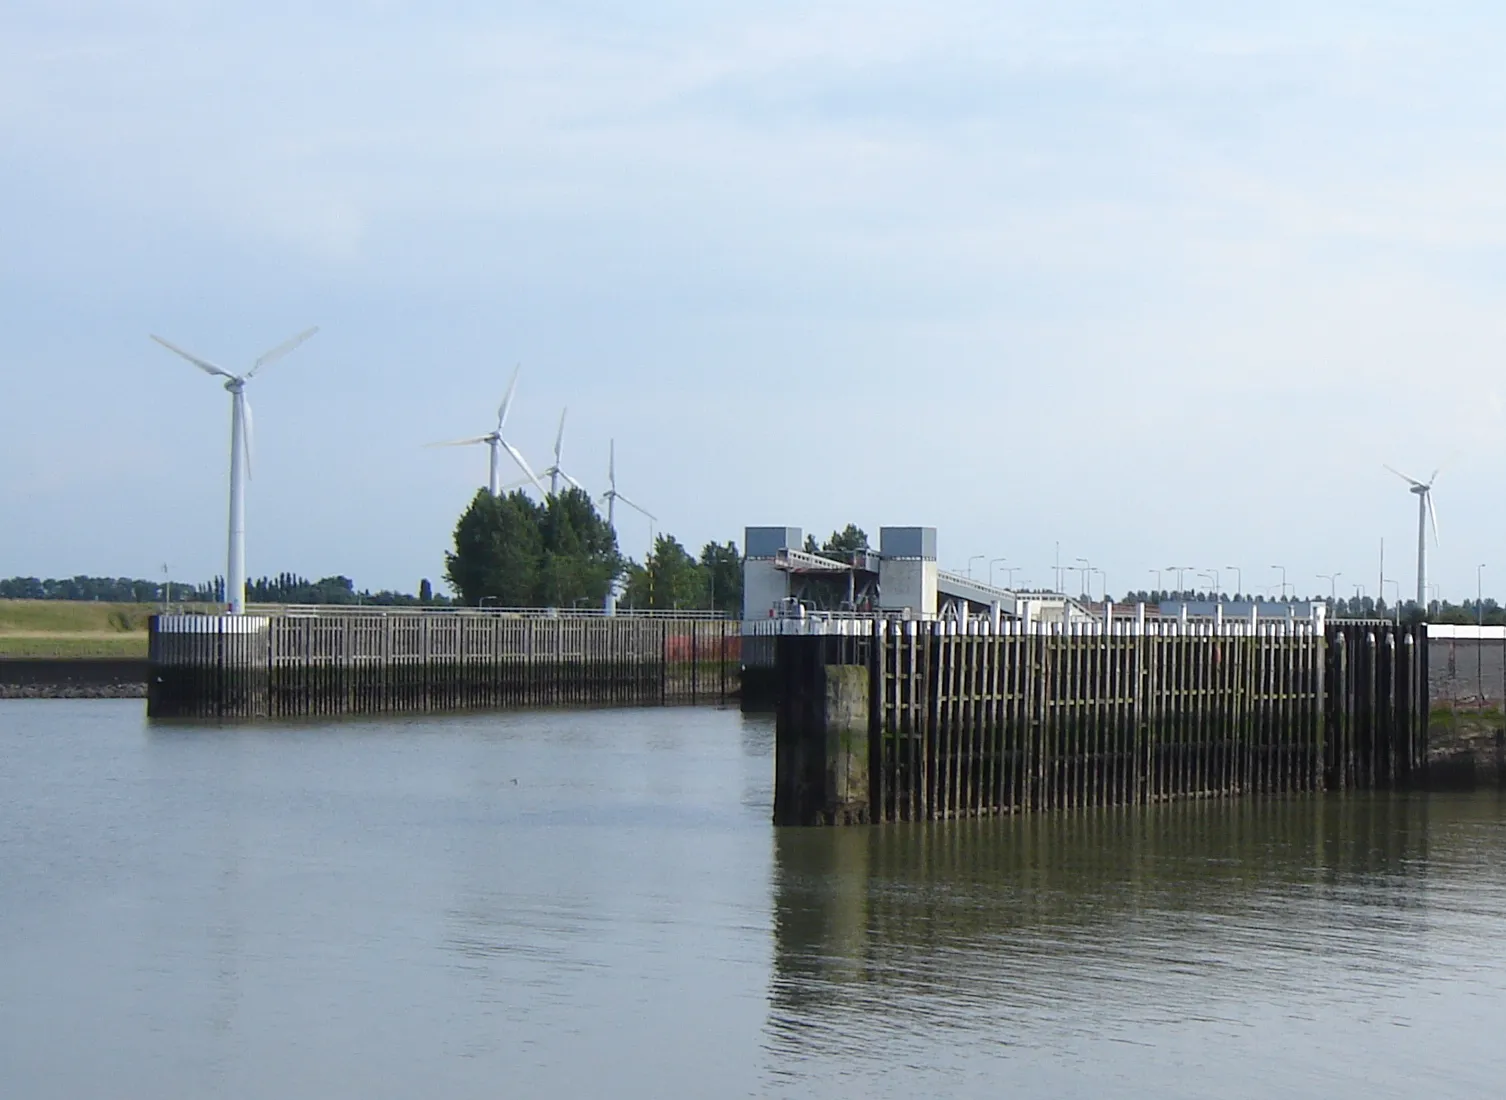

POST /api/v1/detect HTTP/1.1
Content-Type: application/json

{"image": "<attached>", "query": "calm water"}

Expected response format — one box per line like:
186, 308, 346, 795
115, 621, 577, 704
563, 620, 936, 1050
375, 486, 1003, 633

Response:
3, 702, 1506, 1098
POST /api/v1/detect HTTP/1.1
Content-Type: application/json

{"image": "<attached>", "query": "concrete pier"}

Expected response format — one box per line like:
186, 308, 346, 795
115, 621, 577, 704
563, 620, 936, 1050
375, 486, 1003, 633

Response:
148, 611, 738, 719
774, 618, 1430, 824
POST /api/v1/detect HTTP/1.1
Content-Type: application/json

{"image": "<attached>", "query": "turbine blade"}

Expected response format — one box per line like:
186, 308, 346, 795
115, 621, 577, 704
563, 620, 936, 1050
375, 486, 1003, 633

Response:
240, 392, 254, 481
562, 471, 587, 492
1429, 492, 1441, 545
555, 408, 567, 461
424, 435, 491, 448
608, 438, 616, 489
1428, 468, 1440, 486
501, 440, 546, 495
616, 493, 656, 522
246, 326, 318, 378
150, 334, 235, 379
1383, 463, 1424, 488
497, 366, 520, 430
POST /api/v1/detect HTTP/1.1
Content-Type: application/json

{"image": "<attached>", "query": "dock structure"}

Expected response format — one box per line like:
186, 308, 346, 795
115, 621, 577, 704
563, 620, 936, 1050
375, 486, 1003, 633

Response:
148, 609, 737, 719
774, 617, 1427, 825
743, 524, 1093, 627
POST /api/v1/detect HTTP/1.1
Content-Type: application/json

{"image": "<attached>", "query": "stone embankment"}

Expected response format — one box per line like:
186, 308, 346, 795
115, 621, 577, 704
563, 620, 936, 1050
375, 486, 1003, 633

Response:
1427, 713, 1506, 788
0, 659, 147, 699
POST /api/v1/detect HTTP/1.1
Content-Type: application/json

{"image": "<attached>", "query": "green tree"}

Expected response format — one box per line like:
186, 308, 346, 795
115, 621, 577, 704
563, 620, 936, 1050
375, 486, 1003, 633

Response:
821, 524, 869, 556
419, 578, 433, 604
536, 487, 622, 608
622, 534, 705, 609
443, 487, 622, 608
699, 541, 742, 614
444, 490, 545, 606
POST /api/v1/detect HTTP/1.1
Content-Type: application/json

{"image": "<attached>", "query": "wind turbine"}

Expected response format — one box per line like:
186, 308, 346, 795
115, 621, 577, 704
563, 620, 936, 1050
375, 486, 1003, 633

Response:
600, 439, 656, 614
600, 438, 655, 532
537, 408, 586, 497
150, 326, 319, 614
427, 367, 546, 497
1384, 464, 1440, 610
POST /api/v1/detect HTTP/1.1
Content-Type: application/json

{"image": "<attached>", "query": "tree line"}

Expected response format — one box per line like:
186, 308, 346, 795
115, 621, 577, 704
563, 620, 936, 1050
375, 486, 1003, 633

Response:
443, 488, 744, 613
0, 573, 441, 606
0, 575, 221, 603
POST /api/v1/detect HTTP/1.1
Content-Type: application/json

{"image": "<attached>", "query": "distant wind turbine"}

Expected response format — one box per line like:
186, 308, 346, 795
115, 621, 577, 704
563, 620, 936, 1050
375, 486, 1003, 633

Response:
427, 367, 545, 497
537, 409, 586, 497
601, 439, 655, 532
1384, 464, 1440, 610
600, 439, 656, 614
150, 326, 319, 614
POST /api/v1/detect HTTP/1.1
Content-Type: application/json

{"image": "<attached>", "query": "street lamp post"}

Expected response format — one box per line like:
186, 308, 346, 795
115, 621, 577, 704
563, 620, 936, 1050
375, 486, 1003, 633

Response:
967, 555, 985, 579
989, 557, 1009, 587
1092, 569, 1107, 605
1317, 572, 1341, 601
1479, 563, 1487, 626
1384, 579, 1401, 626
1226, 566, 1242, 599
1075, 557, 1091, 599
1149, 569, 1162, 594
1198, 570, 1220, 598
1271, 565, 1288, 601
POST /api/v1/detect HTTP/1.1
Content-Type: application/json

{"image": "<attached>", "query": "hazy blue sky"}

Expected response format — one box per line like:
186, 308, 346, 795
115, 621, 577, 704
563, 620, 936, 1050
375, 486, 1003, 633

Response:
5, 1, 1506, 600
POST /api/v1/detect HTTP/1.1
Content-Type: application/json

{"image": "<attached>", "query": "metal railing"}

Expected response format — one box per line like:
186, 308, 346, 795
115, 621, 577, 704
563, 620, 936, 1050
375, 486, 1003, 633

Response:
245, 604, 732, 620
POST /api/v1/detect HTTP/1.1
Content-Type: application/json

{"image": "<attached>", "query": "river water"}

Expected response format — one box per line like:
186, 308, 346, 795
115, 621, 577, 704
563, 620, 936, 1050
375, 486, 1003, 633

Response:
2, 700, 1505, 1097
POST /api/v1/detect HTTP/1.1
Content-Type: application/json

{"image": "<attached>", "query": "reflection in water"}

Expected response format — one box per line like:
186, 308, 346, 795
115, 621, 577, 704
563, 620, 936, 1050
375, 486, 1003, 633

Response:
7, 703, 1506, 1099
768, 794, 1506, 1083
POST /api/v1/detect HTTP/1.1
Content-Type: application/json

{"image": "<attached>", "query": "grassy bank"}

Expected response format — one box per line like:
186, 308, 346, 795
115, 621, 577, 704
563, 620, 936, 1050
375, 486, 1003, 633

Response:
0, 599, 212, 659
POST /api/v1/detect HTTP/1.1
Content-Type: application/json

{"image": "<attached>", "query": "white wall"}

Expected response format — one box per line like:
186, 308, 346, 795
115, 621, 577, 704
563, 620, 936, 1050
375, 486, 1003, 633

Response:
878, 559, 937, 617
742, 559, 790, 620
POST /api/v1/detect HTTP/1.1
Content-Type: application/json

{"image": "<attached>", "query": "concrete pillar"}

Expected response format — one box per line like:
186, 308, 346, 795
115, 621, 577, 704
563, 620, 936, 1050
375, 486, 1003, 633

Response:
774, 638, 871, 826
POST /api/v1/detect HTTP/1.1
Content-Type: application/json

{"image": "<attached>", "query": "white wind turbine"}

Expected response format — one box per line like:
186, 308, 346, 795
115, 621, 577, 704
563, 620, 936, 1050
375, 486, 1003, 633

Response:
600, 439, 656, 613
1384, 464, 1440, 610
600, 438, 656, 532
427, 367, 546, 497
150, 326, 319, 615
536, 409, 587, 497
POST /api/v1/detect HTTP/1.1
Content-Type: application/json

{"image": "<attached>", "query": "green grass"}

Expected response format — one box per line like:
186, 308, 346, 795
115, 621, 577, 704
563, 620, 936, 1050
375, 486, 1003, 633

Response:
0, 599, 172, 634
0, 635, 149, 659
0, 599, 216, 660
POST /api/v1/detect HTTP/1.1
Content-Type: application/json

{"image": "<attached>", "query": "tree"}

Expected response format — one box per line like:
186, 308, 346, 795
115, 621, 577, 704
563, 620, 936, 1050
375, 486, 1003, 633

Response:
445, 490, 545, 606
536, 488, 622, 608
622, 534, 705, 610
821, 524, 869, 556
443, 487, 621, 608
419, 578, 433, 604
699, 541, 742, 614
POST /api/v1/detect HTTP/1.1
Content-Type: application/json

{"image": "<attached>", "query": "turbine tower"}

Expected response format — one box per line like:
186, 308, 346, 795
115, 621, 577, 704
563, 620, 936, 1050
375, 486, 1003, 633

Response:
600, 439, 655, 531
150, 327, 319, 615
538, 408, 586, 496
1384, 464, 1440, 610
427, 367, 546, 497
600, 439, 656, 614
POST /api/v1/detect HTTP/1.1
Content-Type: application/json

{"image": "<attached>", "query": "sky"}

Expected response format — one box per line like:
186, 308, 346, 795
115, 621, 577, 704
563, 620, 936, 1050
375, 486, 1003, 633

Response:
4, 1, 1506, 602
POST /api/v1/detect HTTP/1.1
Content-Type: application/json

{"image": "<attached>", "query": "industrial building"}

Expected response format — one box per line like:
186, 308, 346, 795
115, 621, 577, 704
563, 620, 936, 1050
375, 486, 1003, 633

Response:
742, 526, 1094, 628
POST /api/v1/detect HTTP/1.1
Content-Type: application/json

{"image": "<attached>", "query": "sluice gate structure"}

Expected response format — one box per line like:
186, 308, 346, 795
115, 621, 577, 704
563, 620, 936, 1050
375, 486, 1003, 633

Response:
774, 618, 1428, 825
148, 610, 738, 719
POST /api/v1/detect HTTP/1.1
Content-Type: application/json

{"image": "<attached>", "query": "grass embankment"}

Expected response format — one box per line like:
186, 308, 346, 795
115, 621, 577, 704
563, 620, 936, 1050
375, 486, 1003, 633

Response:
0, 600, 209, 659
